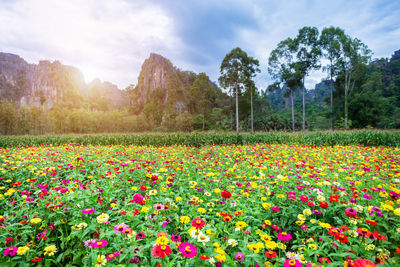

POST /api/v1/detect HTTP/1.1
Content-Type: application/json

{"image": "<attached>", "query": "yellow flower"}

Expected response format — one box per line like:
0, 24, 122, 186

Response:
262, 203, 271, 210
180, 215, 190, 224
297, 214, 306, 221
95, 255, 107, 267
276, 194, 285, 198
44, 245, 57, 256
175, 196, 182, 202
264, 220, 272, 225
235, 221, 248, 229
308, 244, 318, 250
30, 218, 42, 224
17, 246, 29, 255
394, 208, 400, 216
206, 229, 216, 236
247, 244, 260, 253
265, 240, 278, 250
296, 221, 305, 226
148, 189, 158, 196
215, 253, 226, 262
156, 236, 169, 245
96, 214, 109, 224
303, 209, 312, 216
197, 207, 207, 214
213, 188, 221, 194
365, 244, 375, 251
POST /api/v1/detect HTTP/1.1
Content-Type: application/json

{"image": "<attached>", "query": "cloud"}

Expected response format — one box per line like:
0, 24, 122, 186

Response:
0, 0, 399, 90
0, 0, 182, 88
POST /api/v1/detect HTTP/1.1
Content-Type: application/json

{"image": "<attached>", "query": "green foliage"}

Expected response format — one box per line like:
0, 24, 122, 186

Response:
0, 130, 399, 147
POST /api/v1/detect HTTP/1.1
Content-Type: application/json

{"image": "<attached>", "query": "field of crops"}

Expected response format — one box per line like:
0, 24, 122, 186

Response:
1, 130, 400, 147
1, 143, 400, 266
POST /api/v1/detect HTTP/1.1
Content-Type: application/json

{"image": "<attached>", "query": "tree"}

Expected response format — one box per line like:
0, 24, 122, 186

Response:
219, 47, 250, 132
190, 73, 215, 130
241, 56, 260, 132
319, 26, 345, 130
339, 36, 371, 128
294, 26, 321, 131
268, 38, 302, 131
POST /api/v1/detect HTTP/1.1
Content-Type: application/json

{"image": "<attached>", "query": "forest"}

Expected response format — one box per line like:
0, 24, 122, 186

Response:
0, 26, 399, 135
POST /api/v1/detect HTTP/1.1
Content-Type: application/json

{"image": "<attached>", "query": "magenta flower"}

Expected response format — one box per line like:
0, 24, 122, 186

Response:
283, 259, 302, 267
92, 239, 108, 248
3, 246, 18, 257
277, 232, 292, 243
178, 242, 198, 258
271, 206, 280, 212
171, 234, 181, 242
235, 252, 244, 262
82, 208, 95, 214
132, 193, 144, 204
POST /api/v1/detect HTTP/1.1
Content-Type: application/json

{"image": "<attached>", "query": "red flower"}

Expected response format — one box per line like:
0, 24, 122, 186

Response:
319, 202, 329, 209
319, 257, 332, 264
140, 185, 147, 191
396, 248, 400, 255
30, 257, 43, 263
192, 218, 205, 230
365, 220, 378, 226
200, 255, 210, 260
5, 237, 13, 244
221, 190, 232, 199
351, 258, 376, 267
329, 195, 340, 203
151, 244, 171, 259
265, 250, 277, 258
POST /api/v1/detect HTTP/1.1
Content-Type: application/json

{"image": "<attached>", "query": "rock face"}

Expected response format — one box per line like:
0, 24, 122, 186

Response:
0, 52, 128, 109
135, 53, 177, 103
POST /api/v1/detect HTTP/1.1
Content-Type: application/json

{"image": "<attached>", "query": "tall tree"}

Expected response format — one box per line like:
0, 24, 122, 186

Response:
268, 38, 302, 131
319, 27, 345, 130
190, 73, 215, 130
294, 26, 321, 131
242, 56, 260, 132
219, 48, 251, 132
339, 36, 371, 129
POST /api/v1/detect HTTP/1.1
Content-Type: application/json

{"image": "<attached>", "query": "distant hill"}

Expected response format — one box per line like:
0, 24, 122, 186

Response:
0, 52, 128, 109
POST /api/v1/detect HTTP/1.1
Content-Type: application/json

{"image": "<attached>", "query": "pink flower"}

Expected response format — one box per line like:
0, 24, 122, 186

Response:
3, 246, 18, 257
84, 239, 96, 247
114, 223, 128, 233
82, 208, 95, 214
153, 203, 165, 211
300, 195, 308, 202
92, 239, 108, 248
284, 259, 302, 267
271, 206, 280, 212
277, 232, 292, 243
235, 252, 244, 262
131, 193, 144, 204
178, 242, 198, 258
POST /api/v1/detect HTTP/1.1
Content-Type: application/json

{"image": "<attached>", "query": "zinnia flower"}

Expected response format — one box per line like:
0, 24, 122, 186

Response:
82, 208, 95, 214
277, 232, 292, 243
178, 242, 198, 258
92, 240, 108, 248
114, 223, 128, 233
95, 255, 107, 267
96, 213, 109, 224
3, 246, 18, 257
234, 252, 244, 262
151, 244, 171, 258
44, 245, 57, 256
283, 259, 302, 267
192, 218, 205, 230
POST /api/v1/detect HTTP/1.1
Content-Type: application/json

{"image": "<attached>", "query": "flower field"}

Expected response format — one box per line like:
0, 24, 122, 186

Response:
0, 143, 399, 266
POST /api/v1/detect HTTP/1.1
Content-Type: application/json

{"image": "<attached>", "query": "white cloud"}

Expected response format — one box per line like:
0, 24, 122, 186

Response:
0, 0, 182, 88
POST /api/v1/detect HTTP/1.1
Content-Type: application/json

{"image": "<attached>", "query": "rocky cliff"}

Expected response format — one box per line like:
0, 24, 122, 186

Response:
0, 52, 128, 109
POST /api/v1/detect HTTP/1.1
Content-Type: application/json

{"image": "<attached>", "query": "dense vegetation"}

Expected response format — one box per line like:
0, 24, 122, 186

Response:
0, 131, 399, 147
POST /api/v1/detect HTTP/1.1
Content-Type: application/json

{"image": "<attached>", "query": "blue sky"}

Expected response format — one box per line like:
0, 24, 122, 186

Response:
0, 0, 399, 90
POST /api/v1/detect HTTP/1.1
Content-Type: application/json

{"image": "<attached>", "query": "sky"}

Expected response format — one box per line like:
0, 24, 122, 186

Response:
0, 0, 399, 90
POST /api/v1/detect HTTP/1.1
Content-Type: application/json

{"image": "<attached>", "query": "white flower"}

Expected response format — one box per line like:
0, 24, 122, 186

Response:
209, 257, 216, 264
228, 239, 238, 247
197, 233, 210, 244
